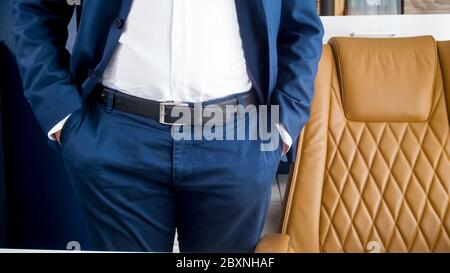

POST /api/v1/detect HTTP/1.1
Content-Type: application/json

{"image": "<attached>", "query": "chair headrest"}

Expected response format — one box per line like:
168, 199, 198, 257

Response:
329, 36, 437, 122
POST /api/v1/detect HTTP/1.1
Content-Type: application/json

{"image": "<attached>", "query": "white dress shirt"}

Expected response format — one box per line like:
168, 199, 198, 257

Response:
49, 0, 292, 149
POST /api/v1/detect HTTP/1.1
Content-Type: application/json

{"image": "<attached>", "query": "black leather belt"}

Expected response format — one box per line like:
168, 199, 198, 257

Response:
96, 87, 258, 125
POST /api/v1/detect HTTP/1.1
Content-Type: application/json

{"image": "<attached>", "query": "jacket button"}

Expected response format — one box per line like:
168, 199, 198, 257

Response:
88, 69, 99, 79
114, 17, 124, 29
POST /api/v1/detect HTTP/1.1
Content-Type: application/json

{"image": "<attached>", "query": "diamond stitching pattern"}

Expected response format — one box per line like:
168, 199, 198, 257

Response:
320, 87, 450, 252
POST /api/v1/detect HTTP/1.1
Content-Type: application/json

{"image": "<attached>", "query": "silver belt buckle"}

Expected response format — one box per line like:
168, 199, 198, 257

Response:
159, 102, 189, 125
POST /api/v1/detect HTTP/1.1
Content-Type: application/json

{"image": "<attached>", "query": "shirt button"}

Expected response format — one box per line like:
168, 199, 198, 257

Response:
114, 17, 124, 29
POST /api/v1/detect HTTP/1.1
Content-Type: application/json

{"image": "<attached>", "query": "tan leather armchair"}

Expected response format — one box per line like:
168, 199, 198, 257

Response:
257, 36, 450, 253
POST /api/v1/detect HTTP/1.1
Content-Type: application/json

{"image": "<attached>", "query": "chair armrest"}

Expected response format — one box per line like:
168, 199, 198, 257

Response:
255, 234, 296, 253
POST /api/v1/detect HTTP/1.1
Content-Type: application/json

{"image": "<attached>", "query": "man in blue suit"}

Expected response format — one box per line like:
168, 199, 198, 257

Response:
11, 0, 323, 252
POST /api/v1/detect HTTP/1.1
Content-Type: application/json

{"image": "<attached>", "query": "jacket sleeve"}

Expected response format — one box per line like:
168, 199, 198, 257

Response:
10, 0, 83, 134
270, 0, 324, 158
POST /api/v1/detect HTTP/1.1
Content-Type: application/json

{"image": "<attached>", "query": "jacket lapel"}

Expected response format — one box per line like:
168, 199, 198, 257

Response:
82, 0, 133, 93
234, 0, 270, 102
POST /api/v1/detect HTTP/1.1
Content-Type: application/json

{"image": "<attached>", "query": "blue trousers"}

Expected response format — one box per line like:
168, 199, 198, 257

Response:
59, 92, 282, 252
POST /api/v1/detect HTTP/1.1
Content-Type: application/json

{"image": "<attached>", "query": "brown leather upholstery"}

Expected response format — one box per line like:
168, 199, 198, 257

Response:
255, 234, 296, 253
257, 37, 450, 253
438, 41, 450, 121
330, 36, 436, 122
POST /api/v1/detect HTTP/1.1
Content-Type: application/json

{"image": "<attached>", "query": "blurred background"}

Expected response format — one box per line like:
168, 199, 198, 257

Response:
0, 0, 89, 250
317, 0, 450, 16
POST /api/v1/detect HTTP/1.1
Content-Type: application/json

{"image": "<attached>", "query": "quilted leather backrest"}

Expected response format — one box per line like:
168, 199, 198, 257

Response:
284, 38, 450, 253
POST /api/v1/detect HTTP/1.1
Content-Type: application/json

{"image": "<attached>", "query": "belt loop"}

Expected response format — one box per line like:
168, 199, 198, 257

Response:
104, 88, 114, 113
236, 93, 244, 118
235, 94, 242, 106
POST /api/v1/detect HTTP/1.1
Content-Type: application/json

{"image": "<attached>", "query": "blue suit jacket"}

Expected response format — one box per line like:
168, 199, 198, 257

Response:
11, 0, 323, 163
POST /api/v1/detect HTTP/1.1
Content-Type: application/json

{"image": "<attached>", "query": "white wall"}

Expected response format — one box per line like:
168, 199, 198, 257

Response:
321, 14, 450, 42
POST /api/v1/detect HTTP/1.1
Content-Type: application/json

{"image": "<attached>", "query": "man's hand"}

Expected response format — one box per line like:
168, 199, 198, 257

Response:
53, 130, 62, 144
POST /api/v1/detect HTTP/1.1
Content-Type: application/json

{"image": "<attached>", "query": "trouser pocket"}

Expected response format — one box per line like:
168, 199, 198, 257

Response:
60, 104, 88, 148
